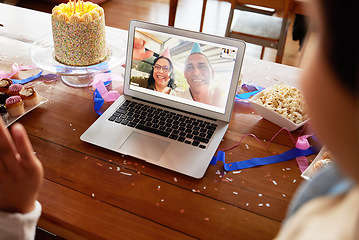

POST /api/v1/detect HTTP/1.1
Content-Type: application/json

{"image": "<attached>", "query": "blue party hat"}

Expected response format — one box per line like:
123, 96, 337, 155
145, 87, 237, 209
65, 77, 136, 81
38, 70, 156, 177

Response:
190, 43, 203, 54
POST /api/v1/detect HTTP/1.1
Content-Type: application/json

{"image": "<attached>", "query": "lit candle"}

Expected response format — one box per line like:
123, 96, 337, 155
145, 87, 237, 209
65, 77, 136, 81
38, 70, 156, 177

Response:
74, 0, 76, 14
69, 0, 72, 12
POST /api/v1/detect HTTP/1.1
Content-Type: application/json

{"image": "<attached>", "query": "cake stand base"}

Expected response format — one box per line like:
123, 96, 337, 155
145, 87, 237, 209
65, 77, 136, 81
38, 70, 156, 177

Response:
61, 75, 93, 88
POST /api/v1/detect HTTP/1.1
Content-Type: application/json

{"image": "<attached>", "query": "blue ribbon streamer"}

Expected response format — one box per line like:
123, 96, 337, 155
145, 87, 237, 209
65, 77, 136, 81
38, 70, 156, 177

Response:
11, 71, 43, 84
211, 146, 318, 171
235, 90, 260, 99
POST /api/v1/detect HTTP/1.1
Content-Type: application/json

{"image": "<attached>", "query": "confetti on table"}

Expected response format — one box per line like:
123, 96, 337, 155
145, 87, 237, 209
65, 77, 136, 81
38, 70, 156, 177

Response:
117, 167, 120, 171
96, 163, 103, 167
245, 144, 249, 149
272, 180, 278, 185
204, 218, 210, 221
120, 172, 132, 176
91, 193, 95, 197
282, 194, 286, 197
173, 177, 178, 182
293, 179, 297, 183
266, 203, 270, 207
258, 203, 263, 207
232, 170, 242, 174
233, 191, 238, 195
265, 173, 271, 178
258, 193, 262, 197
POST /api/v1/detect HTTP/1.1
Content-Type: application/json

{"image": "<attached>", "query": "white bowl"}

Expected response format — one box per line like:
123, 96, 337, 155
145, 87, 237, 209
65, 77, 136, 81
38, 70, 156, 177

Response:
249, 83, 309, 131
301, 147, 332, 180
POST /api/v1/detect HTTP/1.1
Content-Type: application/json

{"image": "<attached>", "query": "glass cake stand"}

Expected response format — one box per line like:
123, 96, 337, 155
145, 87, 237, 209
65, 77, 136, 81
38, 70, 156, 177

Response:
30, 29, 126, 87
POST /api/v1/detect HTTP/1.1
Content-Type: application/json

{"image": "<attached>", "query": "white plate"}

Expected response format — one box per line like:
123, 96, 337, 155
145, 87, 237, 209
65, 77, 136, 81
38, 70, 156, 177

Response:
5, 95, 48, 127
249, 83, 309, 131
301, 147, 331, 180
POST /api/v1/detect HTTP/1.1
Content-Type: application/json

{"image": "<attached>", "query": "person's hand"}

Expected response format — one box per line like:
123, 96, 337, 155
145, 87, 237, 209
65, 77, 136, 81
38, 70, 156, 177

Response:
133, 38, 154, 61
0, 119, 43, 214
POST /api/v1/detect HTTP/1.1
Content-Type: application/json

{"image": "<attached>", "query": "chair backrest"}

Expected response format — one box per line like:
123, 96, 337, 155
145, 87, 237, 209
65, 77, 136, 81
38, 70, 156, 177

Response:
232, 0, 293, 18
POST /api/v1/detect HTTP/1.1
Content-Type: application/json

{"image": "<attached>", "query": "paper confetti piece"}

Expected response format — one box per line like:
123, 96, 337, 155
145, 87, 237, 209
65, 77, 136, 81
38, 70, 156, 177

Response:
120, 172, 132, 176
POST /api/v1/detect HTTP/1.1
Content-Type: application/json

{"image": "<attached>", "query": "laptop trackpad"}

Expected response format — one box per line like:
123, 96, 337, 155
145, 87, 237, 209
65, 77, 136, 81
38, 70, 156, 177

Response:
119, 132, 170, 162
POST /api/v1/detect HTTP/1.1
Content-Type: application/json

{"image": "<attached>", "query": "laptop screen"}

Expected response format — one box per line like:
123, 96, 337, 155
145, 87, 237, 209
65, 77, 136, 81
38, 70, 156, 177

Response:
129, 27, 241, 115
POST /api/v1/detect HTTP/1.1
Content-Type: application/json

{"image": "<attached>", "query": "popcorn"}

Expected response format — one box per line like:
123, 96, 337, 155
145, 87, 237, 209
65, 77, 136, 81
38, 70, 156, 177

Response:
256, 83, 308, 124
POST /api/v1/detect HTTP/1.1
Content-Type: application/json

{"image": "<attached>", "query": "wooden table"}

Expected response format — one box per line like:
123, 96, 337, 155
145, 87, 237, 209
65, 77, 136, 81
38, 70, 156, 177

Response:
1, 4, 315, 239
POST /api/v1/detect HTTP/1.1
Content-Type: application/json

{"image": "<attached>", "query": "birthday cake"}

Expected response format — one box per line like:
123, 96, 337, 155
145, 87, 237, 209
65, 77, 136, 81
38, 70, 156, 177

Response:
51, 1, 107, 66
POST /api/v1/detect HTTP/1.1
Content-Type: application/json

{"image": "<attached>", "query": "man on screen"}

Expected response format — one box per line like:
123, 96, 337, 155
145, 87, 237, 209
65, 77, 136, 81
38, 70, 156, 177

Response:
177, 43, 225, 108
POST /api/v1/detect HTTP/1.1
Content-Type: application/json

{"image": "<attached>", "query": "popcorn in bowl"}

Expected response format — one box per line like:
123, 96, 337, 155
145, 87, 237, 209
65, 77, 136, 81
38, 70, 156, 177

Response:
249, 83, 309, 131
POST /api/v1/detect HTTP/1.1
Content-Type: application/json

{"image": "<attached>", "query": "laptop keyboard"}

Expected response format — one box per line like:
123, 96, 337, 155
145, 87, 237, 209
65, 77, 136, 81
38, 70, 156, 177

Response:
108, 100, 218, 149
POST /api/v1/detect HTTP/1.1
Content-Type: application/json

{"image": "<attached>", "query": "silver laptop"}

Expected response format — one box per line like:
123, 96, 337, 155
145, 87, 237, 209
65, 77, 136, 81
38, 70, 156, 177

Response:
81, 20, 245, 178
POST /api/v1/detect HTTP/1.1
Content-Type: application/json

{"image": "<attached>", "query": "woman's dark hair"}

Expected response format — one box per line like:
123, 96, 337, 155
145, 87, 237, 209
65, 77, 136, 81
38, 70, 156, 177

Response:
318, 0, 358, 97
147, 56, 176, 90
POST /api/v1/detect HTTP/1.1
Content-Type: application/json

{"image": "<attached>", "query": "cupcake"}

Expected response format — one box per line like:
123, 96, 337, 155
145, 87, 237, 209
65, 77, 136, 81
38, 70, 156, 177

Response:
0, 78, 13, 93
20, 87, 39, 107
5, 95, 25, 117
7, 84, 24, 96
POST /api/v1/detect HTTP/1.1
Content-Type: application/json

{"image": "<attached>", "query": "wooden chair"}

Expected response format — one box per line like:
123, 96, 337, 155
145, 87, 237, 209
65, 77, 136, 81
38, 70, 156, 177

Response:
225, 0, 293, 63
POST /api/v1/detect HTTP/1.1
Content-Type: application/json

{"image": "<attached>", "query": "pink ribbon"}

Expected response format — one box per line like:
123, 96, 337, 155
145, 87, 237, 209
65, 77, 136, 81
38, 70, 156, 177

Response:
0, 63, 38, 79
91, 73, 123, 102
295, 135, 312, 172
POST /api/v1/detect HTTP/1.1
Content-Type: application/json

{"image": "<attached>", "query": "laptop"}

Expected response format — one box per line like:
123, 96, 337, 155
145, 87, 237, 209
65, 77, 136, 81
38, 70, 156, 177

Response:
81, 20, 246, 178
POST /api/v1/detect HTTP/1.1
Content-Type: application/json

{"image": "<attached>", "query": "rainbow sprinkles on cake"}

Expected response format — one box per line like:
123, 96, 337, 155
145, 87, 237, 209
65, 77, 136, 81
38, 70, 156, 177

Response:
52, 0, 107, 66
